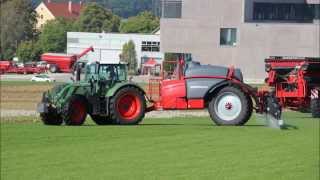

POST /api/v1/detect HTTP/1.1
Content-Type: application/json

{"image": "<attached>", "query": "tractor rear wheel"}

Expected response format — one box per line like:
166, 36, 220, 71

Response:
90, 115, 114, 125
311, 99, 320, 118
40, 108, 63, 125
63, 96, 87, 126
110, 87, 146, 125
208, 86, 253, 126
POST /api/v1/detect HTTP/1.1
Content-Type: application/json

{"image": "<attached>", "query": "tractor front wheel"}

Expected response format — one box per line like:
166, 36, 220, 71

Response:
63, 96, 87, 126
110, 87, 146, 125
208, 86, 253, 126
40, 107, 63, 125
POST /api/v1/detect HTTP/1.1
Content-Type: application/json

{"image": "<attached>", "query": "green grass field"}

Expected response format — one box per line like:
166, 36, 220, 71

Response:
1, 112, 319, 180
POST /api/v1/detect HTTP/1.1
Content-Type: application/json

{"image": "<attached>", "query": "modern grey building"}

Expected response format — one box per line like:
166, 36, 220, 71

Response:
160, 0, 320, 82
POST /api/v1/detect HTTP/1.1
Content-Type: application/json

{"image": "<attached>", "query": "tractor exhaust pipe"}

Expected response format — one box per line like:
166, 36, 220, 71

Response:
76, 66, 81, 81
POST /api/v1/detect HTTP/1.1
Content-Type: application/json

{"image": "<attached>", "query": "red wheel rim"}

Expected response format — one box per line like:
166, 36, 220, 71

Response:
70, 100, 86, 124
117, 93, 141, 121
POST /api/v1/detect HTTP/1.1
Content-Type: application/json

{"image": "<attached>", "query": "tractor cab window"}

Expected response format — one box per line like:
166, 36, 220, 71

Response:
86, 63, 97, 74
98, 64, 127, 81
117, 65, 127, 81
85, 63, 98, 81
99, 65, 117, 81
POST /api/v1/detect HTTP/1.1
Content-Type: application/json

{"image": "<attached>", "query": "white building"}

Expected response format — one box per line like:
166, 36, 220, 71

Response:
67, 32, 163, 68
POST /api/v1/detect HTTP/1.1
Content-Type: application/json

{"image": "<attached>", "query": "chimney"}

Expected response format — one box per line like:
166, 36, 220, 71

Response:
47, 0, 51, 3
79, 1, 82, 7
68, 1, 72, 13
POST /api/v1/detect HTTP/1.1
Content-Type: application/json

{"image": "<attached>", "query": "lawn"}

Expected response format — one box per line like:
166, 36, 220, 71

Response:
1, 112, 319, 180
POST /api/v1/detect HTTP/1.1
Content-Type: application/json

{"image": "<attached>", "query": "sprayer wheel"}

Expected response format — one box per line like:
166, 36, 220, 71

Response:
208, 86, 253, 126
311, 99, 320, 118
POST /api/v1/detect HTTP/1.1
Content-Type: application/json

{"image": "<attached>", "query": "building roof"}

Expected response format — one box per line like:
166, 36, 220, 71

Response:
44, 1, 83, 19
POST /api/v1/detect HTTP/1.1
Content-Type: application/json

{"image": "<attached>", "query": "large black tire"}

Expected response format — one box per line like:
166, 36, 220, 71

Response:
49, 65, 59, 73
90, 115, 114, 125
40, 107, 63, 125
63, 96, 88, 126
110, 87, 146, 125
208, 86, 253, 126
311, 99, 320, 118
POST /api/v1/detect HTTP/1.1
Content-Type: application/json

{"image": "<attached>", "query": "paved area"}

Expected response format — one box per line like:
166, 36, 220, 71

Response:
0, 73, 72, 82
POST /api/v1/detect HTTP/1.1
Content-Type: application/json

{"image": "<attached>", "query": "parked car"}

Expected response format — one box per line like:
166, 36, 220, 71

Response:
31, 74, 55, 82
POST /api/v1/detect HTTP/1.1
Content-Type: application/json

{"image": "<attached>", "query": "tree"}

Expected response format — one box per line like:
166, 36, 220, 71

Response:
105, 0, 153, 18
120, 11, 159, 33
30, 0, 155, 18
37, 18, 75, 53
0, 0, 37, 60
120, 40, 137, 74
76, 3, 120, 33
16, 41, 42, 63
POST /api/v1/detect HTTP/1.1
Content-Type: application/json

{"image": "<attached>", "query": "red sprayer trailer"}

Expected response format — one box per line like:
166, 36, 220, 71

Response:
145, 59, 285, 128
41, 46, 94, 73
265, 57, 320, 117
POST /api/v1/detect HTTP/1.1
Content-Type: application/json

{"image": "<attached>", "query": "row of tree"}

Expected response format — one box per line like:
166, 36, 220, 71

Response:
0, 1, 159, 63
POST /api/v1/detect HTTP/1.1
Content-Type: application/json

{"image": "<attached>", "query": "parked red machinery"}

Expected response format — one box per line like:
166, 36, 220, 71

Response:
41, 46, 94, 73
265, 56, 320, 117
0, 61, 46, 74
0, 61, 11, 74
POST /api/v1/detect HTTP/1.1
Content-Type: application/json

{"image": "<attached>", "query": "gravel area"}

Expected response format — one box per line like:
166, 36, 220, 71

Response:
0, 109, 209, 119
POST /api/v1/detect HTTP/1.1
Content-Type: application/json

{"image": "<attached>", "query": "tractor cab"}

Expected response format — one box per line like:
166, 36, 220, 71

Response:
81, 62, 127, 83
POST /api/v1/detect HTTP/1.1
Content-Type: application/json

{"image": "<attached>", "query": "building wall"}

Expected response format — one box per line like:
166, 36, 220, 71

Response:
35, 2, 55, 29
67, 32, 163, 67
161, 0, 320, 82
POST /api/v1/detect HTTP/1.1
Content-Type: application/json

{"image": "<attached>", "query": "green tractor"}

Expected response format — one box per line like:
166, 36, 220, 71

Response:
37, 62, 146, 126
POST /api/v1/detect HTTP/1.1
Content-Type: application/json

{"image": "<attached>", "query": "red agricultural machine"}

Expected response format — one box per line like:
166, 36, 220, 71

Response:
0, 61, 46, 74
41, 46, 94, 73
265, 56, 320, 118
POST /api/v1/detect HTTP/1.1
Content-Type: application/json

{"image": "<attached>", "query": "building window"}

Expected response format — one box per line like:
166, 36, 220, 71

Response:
314, 4, 320, 20
253, 3, 315, 22
220, 28, 237, 46
141, 41, 160, 52
161, 0, 182, 18
40, 14, 43, 19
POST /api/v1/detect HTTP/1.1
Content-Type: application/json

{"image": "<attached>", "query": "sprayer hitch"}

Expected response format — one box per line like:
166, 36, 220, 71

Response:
256, 92, 285, 129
